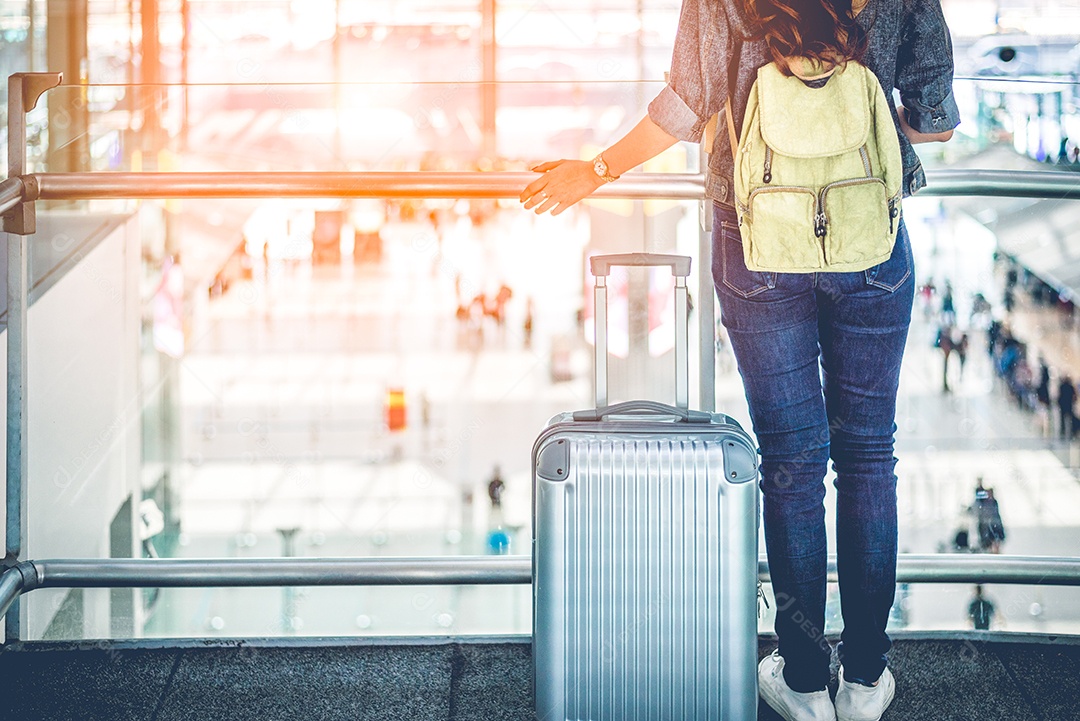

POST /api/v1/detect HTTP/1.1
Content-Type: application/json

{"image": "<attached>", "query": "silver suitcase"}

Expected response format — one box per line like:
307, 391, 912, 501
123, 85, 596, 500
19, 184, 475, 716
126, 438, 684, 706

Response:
533, 253, 760, 721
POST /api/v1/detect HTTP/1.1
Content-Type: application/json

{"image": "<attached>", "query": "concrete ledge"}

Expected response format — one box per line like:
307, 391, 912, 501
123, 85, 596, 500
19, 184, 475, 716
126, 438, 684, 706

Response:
1, 634, 1078, 720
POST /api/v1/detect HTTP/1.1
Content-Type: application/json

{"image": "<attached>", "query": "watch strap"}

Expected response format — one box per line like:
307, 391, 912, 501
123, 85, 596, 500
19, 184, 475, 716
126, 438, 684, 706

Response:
593, 153, 619, 183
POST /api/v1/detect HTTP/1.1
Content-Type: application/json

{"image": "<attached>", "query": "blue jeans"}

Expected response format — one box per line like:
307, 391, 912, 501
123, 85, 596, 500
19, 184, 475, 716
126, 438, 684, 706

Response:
712, 203, 913, 693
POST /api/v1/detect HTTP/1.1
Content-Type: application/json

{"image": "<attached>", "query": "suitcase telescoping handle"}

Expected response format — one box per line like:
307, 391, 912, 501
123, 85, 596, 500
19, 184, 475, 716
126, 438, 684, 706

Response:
590, 253, 692, 278
572, 400, 712, 423
589, 253, 691, 410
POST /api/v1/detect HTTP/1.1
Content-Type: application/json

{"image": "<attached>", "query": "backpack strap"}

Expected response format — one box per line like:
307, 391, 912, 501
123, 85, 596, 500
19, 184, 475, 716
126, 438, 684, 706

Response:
703, 32, 744, 162
723, 32, 744, 162
724, 102, 738, 161
701, 98, 738, 161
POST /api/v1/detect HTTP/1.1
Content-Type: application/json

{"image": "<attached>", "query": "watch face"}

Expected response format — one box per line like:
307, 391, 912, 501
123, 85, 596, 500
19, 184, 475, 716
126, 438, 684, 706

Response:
594, 156, 608, 177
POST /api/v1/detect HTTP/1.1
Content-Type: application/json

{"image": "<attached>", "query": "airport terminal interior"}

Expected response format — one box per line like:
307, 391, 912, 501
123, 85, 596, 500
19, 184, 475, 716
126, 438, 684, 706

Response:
2, 0, 1080, 718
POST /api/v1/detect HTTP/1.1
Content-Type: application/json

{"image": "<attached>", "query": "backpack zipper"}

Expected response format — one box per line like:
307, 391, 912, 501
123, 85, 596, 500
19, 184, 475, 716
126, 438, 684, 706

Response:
763, 146, 773, 184
821, 177, 885, 197
815, 201, 827, 239
736, 199, 749, 224
817, 177, 887, 240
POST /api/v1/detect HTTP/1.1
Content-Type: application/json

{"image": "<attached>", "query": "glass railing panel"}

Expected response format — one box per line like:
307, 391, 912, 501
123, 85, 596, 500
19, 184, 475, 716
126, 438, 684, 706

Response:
8, 69, 1080, 639
20, 80, 681, 174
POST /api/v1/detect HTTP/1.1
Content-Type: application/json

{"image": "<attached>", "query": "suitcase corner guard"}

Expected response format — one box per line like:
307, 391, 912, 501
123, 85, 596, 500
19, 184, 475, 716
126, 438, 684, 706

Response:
535, 438, 570, 482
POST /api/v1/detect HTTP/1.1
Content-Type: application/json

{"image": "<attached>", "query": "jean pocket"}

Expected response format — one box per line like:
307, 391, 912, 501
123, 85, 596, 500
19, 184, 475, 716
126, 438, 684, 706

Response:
863, 221, 912, 292
717, 221, 777, 298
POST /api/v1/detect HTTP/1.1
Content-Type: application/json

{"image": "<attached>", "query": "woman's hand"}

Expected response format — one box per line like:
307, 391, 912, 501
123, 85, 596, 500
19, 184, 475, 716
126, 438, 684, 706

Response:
520, 159, 605, 216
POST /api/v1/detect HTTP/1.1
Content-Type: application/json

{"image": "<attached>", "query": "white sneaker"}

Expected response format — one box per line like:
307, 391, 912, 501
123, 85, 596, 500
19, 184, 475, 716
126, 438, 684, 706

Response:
834, 666, 896, 721
758, 652, 836, 721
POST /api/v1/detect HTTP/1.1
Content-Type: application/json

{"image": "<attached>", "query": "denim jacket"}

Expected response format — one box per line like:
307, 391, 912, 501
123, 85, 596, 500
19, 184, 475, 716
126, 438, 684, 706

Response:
647, 0, 961, 206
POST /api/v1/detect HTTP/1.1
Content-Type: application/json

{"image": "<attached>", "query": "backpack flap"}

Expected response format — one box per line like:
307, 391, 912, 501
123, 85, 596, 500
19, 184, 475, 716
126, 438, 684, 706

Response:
756, 62, 869, 158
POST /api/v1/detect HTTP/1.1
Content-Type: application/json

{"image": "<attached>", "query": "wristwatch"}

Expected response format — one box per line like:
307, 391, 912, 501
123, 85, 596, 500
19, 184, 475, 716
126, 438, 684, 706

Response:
592, 153, 619, 183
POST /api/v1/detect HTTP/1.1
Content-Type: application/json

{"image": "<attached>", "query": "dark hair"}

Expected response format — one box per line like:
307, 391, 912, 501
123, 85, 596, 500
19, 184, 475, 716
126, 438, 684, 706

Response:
743, 0, 868, 76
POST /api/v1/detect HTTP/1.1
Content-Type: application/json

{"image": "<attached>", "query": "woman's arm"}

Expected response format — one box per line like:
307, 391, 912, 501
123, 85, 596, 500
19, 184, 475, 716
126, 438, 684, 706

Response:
895, 0, 961, 143
520, 116, 679, 216
522, 0, 725, 216
898, 105, 954, 144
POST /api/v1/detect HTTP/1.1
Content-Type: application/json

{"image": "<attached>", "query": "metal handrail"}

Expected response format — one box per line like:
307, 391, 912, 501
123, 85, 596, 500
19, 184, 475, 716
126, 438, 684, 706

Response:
3, 554, 1080, 622
2, 167, 1076, 202
28, 171, 703, 200
923, 167, 1080, 198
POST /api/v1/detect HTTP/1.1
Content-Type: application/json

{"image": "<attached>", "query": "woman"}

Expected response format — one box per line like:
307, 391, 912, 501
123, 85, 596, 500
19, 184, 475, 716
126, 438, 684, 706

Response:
520, 2, 958, 720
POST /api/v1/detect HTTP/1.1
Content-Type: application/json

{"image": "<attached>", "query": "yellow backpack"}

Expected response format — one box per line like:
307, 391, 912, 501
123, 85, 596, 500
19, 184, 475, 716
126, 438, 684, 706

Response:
730, 58, 903, 273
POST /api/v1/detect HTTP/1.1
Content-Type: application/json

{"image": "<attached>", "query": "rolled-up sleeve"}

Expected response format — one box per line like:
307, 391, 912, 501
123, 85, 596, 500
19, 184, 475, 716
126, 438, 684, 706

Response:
648, 0, 730, 143
896, 0, 961, 134
649, 85, 704, 141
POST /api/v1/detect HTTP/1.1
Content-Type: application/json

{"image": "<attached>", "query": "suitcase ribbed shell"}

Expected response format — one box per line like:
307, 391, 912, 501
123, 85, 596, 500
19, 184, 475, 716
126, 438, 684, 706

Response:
533, 419, 759, 721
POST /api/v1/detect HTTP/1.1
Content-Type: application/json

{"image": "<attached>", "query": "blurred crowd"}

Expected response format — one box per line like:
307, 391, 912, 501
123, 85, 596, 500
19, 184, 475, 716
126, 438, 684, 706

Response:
925, 256, 1080, 440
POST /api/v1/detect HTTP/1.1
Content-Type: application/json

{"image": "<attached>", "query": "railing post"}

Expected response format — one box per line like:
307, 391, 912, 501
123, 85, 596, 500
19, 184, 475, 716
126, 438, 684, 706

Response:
4, 71, 61, 642
5, 73, 62, 235
698, 143, 715, 412
3, 225, 28, 643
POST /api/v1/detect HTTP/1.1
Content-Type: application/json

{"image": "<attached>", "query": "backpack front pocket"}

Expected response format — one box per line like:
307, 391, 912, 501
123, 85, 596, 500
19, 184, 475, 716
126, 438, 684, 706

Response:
821, 178, 895, 269
742, 187, 823, 272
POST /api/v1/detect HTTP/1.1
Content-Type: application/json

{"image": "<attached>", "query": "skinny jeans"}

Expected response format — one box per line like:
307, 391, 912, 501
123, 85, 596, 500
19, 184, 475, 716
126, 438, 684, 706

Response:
712, 203, 913, 692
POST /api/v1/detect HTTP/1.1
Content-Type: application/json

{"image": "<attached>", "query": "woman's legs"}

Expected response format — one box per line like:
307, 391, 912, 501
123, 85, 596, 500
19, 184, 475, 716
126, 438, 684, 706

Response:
713, 204, 913, 691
